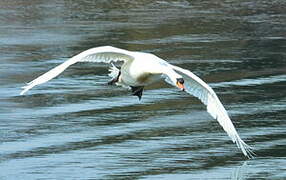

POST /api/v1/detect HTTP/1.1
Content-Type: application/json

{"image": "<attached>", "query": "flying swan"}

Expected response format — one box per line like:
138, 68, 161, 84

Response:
20, 46, 254, 158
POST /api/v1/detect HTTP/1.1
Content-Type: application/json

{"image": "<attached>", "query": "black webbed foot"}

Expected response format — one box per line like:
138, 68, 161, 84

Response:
131, 86, 144, 100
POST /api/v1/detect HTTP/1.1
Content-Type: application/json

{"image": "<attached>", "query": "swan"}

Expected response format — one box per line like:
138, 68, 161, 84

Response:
20, 46, 254, 158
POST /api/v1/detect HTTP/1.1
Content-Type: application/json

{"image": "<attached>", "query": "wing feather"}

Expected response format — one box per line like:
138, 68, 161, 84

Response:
20, 46, 135, 95
169, 65, 254, 158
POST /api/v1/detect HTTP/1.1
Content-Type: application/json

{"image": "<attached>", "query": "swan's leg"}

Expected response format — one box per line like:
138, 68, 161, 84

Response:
130, 86, 144, 100
108, 71, 121, 85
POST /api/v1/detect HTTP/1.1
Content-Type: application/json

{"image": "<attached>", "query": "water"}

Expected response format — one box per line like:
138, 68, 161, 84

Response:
1, 0, 286, 179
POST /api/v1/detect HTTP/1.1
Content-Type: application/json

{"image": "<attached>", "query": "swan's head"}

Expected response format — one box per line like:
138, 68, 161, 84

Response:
176, 78, 185, 91
163, 67, 185, 91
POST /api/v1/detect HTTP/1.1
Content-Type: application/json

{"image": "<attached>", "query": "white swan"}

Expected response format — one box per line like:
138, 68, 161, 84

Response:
20, 46, 254, 158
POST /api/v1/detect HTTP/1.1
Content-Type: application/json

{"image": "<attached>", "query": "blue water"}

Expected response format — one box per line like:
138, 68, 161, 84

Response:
1, 0, 286, 179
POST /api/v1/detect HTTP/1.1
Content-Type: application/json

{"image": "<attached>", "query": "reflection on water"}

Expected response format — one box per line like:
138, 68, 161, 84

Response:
1, 0, 286, 179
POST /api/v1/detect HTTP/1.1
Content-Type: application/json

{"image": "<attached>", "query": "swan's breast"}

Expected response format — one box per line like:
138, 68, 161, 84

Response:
121, 62, 162, 86
137, 72, 154, 84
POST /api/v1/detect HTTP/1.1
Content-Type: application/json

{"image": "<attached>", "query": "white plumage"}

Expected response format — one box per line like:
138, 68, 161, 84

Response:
20, 46, 254, 158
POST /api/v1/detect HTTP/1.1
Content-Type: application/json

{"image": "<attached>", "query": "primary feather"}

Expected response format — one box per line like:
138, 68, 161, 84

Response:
20, 46, 134, 95
170, 65, 254, 158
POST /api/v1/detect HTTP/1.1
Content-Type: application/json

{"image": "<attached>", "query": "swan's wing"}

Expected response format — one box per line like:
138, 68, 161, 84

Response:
20, 46, 135, 95
168, 64, 254, 158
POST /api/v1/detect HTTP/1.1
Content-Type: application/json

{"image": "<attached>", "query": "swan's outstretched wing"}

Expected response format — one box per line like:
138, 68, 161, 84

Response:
20, 46, 135, 95
169, 64, 254, 158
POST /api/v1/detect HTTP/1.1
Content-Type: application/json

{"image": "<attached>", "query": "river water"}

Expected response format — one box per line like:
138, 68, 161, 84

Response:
1, 0, 285, 179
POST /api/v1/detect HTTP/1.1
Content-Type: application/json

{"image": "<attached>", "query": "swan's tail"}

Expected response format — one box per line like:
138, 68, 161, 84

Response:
108, 63, 120, 79
107, 63, 128, 88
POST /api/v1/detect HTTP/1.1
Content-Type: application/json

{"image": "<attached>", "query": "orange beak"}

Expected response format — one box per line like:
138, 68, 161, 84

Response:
176, 82, 185, 91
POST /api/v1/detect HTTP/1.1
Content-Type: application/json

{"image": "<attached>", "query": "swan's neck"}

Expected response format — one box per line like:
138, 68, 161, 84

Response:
163, 68, 182, 84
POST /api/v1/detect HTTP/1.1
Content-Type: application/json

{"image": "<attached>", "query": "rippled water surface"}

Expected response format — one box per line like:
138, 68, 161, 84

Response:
1, 0, 286, 179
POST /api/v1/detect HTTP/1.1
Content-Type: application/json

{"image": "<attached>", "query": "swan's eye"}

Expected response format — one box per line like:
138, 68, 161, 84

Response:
176, 78, 184, 84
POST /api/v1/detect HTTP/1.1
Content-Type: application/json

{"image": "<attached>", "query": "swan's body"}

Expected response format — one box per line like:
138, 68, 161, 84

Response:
20, 46, 254, 158
115, 52, 166, 87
